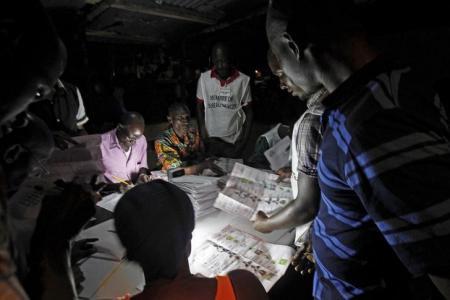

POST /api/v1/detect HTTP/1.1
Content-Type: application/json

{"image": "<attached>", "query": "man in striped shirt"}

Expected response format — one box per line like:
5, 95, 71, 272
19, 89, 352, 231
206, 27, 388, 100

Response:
267, 0, 450, 298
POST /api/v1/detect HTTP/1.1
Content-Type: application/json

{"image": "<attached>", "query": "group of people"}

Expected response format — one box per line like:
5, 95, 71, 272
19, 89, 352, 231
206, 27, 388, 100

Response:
1, 0, 450, 299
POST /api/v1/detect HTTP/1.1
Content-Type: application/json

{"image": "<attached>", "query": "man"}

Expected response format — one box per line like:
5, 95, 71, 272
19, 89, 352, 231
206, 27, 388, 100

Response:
1, 1, 97, 299
155, 102, 219, 175
196, 42, 253, 158
29, 78, 89, 136
253, 48, 327, 299
267, 0, 450, 298
100, 112, 150, 184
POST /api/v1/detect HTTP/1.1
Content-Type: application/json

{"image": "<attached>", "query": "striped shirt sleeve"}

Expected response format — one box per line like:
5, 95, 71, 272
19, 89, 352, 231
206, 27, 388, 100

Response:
345, 108, 450, 276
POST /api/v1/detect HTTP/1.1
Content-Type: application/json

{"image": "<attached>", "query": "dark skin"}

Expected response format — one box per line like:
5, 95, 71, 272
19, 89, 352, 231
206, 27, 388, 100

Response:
115, 121, 151, 184
197, 44, 253, 158
167, 108, 222, 175
134, 245, 269, 300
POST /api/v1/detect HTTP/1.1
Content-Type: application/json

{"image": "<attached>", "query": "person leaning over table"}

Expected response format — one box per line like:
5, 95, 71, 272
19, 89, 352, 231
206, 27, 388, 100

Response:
100, 111, 151, 185
155, 102, 222, 175
114, 180, 269, 300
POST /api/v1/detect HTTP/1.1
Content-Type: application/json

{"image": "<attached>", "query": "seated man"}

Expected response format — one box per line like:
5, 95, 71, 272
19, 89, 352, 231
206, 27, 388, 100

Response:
114, 180, 268, 300
100, 112, 150, 184
155, 102, 218, 175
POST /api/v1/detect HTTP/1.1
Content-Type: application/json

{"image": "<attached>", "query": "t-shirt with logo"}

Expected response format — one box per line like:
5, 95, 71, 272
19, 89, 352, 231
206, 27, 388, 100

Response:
196, 68, 252, 144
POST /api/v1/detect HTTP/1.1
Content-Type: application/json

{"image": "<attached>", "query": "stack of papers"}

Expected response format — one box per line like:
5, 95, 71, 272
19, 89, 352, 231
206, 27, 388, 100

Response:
189, 225, 294, 291
171, 175, 221, 219
264, 136, 291, 171
214, 163, 293, 220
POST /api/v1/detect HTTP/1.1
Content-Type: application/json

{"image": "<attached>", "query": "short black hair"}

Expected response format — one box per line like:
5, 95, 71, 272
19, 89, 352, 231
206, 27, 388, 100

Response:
168, 102, 190, 117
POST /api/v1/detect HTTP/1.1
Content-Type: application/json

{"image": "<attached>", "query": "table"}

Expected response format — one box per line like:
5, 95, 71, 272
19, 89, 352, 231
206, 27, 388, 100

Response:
79, 191, 295, 299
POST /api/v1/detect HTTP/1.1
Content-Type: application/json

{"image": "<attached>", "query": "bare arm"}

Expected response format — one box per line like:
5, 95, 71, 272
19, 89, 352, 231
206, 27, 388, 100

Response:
235, 104, 253, 154
429, 274, 450, 299
196, 102, 207, 141
254, 172, 320, 233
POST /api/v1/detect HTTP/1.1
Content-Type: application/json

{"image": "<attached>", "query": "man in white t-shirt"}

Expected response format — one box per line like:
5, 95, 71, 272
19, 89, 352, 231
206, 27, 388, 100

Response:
196, 42, 253, 158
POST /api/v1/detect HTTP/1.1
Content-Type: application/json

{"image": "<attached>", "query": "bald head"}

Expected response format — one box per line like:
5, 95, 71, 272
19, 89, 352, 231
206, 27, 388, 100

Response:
117, 112, 145, 151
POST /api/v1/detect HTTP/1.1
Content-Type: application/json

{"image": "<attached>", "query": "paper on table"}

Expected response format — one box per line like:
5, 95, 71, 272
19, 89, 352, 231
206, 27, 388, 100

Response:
214, 163, 293, 220
94, 260, 145, 300
78, 257, 121, 299
96, 192, 123, 212
189, 225, 294, 291
77, 219, 125, 261
264, 136, 291, 171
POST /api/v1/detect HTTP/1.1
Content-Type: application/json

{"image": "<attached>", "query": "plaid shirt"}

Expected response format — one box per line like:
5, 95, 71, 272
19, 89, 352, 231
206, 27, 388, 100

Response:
294, 90, 326, 178
155, 127, 202, 170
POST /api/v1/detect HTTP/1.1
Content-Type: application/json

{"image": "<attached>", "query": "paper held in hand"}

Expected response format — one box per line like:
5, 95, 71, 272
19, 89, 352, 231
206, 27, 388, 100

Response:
189, 225, 294, 291
214, 163, 293, 220
264, 136, 291, 171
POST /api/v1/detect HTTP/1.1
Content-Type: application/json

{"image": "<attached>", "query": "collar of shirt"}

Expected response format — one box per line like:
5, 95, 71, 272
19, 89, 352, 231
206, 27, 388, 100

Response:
210, 67, 240, 87
108, 128, 124, 150
322, 53, 404, 110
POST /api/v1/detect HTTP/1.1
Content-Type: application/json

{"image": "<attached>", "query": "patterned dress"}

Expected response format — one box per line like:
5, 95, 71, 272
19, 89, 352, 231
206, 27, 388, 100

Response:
154, 127, 202, 170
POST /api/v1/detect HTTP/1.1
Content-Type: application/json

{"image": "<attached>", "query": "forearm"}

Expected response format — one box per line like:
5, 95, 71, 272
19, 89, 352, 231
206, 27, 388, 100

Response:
263, 199, 315, 231
182, 162, 206, 175
196, 103, 207, 139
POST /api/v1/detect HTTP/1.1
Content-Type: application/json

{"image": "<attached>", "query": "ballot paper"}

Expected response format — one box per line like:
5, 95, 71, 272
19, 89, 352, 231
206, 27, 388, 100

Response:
96, 192, 123, 212
172, 175, 221, 219
76, 219, 125, 261
189, 225, 294, 291
264, 136, 291, 171
79, 258, 144, 300
214, 163, 293, 220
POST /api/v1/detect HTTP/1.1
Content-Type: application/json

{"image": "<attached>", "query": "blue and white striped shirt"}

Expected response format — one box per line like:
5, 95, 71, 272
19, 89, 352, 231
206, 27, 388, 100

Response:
314, 55, 450, 299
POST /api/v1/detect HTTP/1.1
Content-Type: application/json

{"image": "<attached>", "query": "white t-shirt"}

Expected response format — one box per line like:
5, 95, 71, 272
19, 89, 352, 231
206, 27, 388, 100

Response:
196, 69, 252, 144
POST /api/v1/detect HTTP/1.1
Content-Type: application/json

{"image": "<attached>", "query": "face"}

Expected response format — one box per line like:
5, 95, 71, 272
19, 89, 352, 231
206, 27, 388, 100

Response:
266, 5, 322, 100
1, 39, 66, 127
168, 109, 190, 138
212, 46, 231, 80
117, 123, 144, 151
268, 50, 305, 98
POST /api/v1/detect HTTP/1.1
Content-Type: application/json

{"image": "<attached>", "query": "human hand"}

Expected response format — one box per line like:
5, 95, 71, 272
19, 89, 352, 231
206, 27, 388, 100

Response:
136, 173, 152, 184
276, 167, 292, 181
204, 159, 225, 176
253, 211, 273, 233
291, 241, 315, 275
71, 238, 98, 263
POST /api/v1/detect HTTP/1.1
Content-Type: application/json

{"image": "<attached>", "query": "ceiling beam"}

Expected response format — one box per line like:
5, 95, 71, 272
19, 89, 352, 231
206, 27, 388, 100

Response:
111, 0, 217, 25
86, 30, 162, 44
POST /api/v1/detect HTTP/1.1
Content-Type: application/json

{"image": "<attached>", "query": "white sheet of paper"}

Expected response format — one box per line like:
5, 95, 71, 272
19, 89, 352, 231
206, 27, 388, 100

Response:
78, 257, 121, 299
264, 136, 291, 171
214, 163, 293, 220
189, 225, 294, 291
77, 219, 125, 261
96, 193, 122, 212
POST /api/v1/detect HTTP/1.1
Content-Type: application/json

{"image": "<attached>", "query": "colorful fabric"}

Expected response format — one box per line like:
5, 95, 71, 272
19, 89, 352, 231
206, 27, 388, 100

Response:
100, 129, 148, 183
313, 55, 450, 299
154, 127, 202, 170
196, 68, 252, 144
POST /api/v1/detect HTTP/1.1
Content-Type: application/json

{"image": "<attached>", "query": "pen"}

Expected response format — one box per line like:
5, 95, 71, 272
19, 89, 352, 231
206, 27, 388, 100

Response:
111, 175, 131, 186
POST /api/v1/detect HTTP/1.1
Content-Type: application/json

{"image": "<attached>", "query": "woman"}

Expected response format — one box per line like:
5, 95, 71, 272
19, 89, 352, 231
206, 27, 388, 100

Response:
114, 180, 268, 300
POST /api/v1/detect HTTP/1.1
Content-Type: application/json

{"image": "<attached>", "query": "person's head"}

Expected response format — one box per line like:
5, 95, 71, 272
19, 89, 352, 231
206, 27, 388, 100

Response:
266, 0, 372, 94
116, 112, 145, 151
267, 48, 305, 98
211, 42, 232, 80
114, 180, 195, 282
167, 102, 191, 138
1, 1, 66, 127
0, 113, 54, 195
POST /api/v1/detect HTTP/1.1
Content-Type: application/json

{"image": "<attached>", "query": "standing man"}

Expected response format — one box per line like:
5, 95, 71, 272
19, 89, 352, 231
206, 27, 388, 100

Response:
196, 42, 253, 158
267, 0, 450, 298
100, 112, 150, 184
